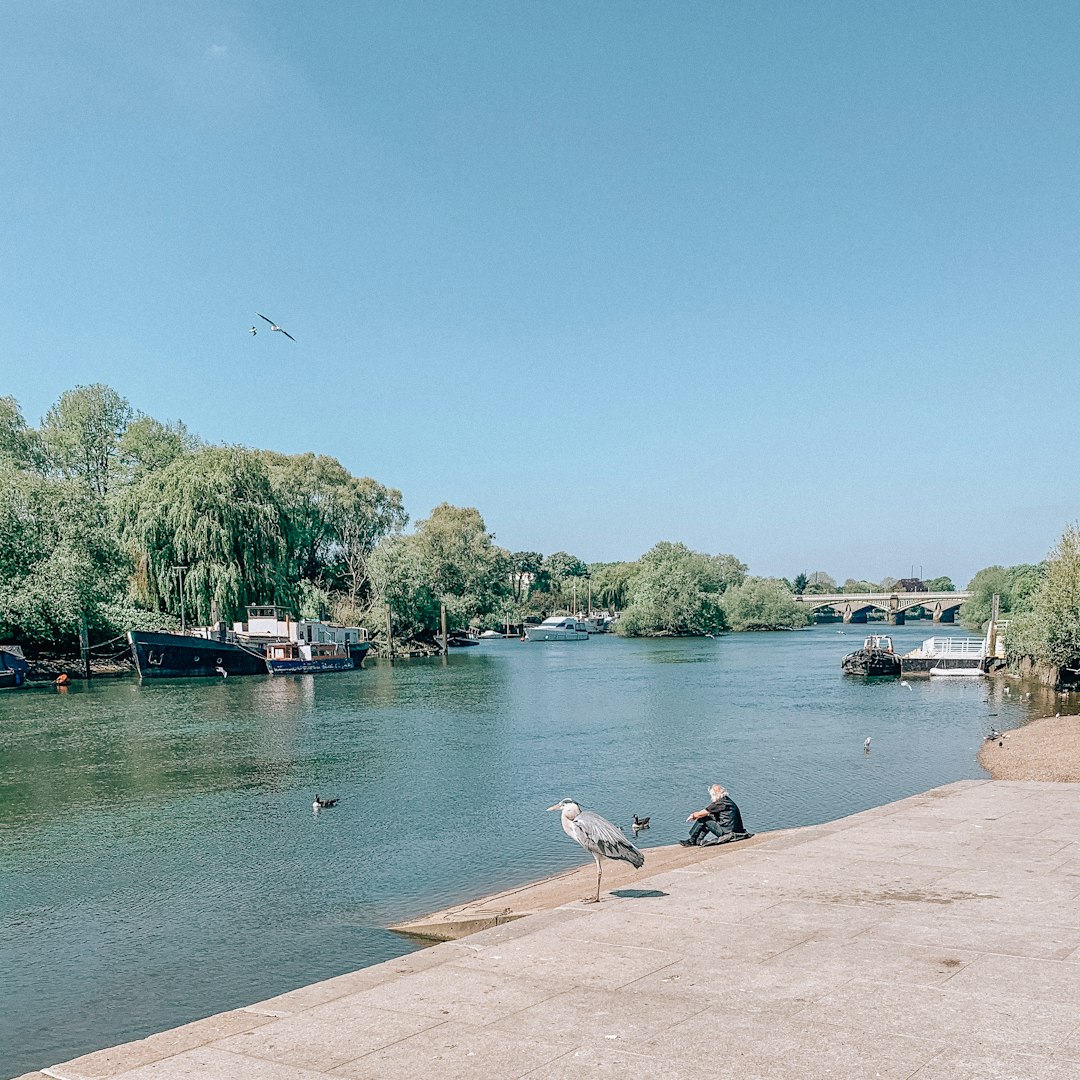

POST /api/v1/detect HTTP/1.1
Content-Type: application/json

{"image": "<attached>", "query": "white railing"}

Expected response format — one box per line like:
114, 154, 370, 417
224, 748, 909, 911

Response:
917, 637, 985, 658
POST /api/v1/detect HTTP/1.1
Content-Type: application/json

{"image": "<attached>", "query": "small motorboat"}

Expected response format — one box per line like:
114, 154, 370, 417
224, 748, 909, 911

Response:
524, 617, 589, 642
841, 635, 901, 678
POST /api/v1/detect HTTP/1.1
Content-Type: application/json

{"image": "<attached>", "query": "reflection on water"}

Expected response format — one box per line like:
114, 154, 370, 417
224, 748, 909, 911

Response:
1, 626, 1075, 1077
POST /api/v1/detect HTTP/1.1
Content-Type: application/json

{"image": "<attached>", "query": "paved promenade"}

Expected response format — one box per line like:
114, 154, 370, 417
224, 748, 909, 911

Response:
24, 780, 1080, 1080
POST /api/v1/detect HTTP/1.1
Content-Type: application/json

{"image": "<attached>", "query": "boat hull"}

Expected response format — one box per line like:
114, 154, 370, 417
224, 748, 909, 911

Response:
524, 628, 589, 641
841, 649, 901, 677
268, 657, 354, 675
0, 649, 28, 688
128, 631, 269, 679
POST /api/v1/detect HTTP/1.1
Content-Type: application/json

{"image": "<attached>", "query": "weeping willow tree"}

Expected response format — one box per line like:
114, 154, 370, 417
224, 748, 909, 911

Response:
122, 447, 292, 624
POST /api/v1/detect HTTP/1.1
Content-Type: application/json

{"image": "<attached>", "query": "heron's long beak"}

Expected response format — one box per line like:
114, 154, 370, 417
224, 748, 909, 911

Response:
546, 804, 563, 812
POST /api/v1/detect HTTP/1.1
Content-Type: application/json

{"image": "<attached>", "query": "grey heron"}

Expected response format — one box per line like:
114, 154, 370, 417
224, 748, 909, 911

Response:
313, 795, 339, 811
257, 312, 296, 341
547, 798, 644, 903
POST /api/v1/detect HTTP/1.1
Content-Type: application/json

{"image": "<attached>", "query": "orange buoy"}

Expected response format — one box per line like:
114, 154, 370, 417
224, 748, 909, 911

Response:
55, 673, 70, 686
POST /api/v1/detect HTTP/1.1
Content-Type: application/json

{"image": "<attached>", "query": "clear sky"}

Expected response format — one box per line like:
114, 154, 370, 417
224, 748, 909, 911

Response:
3, 1, 1077, 585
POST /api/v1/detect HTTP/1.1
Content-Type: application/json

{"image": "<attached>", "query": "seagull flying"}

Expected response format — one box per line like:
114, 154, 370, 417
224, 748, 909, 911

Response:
249, 326, 257, 336
900, 680, 912, 690
257, 313, 296, 341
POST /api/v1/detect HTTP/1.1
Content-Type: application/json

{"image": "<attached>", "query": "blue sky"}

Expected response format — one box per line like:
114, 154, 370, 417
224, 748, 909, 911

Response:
3, 1, 1077, 585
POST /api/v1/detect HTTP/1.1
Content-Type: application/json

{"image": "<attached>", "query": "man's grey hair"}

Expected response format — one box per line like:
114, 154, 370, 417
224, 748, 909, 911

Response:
709, 784, 727, 798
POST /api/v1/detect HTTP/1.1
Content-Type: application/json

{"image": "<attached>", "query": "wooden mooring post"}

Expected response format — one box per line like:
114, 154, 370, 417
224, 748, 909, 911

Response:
440, 603, 448, 657
384, 603, 394, 663
79, 614, 91, 680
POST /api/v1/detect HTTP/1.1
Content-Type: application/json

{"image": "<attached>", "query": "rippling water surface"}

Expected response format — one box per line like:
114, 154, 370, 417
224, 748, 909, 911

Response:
0, 625, 1067, 1076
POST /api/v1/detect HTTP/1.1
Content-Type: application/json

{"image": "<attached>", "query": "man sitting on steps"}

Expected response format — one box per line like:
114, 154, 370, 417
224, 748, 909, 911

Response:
680, 783, 752, 846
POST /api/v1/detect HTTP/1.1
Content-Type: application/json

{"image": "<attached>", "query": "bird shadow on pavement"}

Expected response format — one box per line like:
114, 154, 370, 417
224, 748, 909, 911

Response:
609, 889, 668, 899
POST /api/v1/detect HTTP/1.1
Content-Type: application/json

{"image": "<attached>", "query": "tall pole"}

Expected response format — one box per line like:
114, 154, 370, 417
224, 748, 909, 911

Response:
172, 565, 188, 632
385, 602, 394, 663
440, 603, 448, 656
79, 613, 91, 680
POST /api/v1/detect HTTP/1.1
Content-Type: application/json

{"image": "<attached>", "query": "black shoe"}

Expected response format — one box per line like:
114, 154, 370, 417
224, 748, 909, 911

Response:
678, 839, 695, 847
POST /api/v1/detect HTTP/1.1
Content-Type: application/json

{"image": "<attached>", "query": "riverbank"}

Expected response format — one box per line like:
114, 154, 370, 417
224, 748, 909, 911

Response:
978, 711, 1080, 782
390, 833, 774, 940
21, 779, 1080, 1080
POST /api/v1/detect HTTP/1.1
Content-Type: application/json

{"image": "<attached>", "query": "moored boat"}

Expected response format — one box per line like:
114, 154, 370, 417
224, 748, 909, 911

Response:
841, 634, 901, 677
265, 641, 354, 674
128, 630, 269, 678
0, 646, 29, 689
524, 616, 589, 642
128, 605, 371, 679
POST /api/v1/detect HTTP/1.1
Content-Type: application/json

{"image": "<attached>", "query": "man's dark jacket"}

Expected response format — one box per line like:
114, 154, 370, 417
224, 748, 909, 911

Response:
699, 795, 752, 845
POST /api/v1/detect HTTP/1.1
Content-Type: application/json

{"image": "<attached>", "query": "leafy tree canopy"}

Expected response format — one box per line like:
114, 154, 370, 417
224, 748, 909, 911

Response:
923, 576, 954, 592
617, 542, 746, 637
723, 577, 813, 631
41, 383, 133, 496
0, 463, 126, 644
1007, 525, 1080, 668
804, 571, 837, 595
121, 446, 292, 625
961, 563, 1044, 631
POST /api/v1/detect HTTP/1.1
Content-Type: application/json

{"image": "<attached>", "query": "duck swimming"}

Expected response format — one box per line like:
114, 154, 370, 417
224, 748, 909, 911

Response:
313, 795, 339, 811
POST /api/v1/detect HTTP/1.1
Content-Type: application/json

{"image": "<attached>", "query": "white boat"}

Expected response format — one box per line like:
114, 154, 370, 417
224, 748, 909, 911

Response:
524, 616, 589, 642
479, 630, 504, 639
929, 665, 986, 678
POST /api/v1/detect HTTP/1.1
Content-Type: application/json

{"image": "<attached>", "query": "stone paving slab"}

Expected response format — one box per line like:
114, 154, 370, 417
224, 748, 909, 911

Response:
31, 780, 1080, 1080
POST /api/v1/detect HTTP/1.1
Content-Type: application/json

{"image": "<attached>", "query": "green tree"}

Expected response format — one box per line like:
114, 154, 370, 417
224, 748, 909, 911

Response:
842, 579, 878, 593
41, 383, 133, 496
722, 577, 813, 631
120, 416, 199, 480
804, 571, 837, 595
370, 504, 510, 638
331, 475, 407, 611
510, 551, 544, 602
617, 542, 746, 637
792, 572, 808, 595
1007, 525, 1080, 668
923, 576, 955, 592
961, 563, 1043, 631
121, 447, 291, 624
0, 396, 42, 469
589, 561, 640, 612
0, 463, 126, 645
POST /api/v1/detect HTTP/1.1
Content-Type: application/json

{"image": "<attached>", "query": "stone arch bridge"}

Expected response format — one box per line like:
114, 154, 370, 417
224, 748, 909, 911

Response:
792, 591, 971, 625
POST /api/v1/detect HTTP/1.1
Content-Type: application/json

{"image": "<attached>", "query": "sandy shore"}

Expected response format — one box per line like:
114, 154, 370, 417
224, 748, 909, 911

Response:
978, 712, 1080, 781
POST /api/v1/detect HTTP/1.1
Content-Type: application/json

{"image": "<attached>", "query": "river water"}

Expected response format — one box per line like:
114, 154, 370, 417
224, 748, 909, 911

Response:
0, 624, 1066, 1077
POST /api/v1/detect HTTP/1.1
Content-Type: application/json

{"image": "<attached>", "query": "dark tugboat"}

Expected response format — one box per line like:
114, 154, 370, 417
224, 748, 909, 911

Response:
841, 634, 901, 678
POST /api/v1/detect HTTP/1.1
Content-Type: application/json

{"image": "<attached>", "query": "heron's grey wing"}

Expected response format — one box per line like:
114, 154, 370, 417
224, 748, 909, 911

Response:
280, 328, 296, 341
257, 313, 274, 325
573, 810, 644, 868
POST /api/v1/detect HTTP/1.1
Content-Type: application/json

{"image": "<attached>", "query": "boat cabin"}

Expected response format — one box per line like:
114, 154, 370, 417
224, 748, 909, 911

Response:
233, 606, 368, 646
863, 635, 894, 653
266, 641, 348, 663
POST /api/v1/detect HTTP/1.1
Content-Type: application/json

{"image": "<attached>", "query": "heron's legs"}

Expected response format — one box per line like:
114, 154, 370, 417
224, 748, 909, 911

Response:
582, 856, 602, 904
